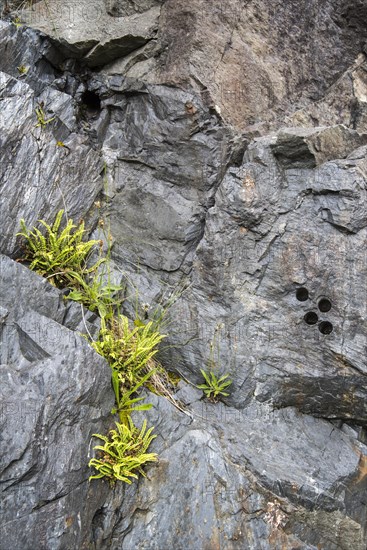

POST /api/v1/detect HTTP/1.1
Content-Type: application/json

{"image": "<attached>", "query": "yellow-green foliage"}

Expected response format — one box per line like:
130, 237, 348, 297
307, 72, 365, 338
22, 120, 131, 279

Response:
17, 210, 103, 288
35, 105, 55, 129
17, 65, 29, 75
12, 16, 22, 28
18, 209, 161, 486
89, 418, 157, 484
197, 369, 232, 402
92, 316, 166, 422
93, 316, 166, 390
68, 273, 123, 319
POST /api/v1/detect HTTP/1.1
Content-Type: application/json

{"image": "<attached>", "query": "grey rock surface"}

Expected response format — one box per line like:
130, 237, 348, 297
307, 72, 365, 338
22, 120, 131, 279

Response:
0, 23, 104, 257
93, 393, 367, 550
20, 0, 161, 67
0, 255, 114, 550
1, 2, 367, 549
162, 133, 367, 428
271, 125, 367, 168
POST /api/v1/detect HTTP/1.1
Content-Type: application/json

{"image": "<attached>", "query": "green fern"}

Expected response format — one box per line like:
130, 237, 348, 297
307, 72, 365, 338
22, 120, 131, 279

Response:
89, 418, 157, 484
67, 272, 123, 320
92, 316, 165, 391
17, 210, 103, 288
92, 315, 165, 422
111, 369, 154, 424
197, 369, 232, 402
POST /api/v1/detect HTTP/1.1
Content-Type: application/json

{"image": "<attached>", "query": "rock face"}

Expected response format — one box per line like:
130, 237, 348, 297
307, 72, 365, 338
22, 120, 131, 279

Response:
0, 255, 113, 549
1, 1, 367, 549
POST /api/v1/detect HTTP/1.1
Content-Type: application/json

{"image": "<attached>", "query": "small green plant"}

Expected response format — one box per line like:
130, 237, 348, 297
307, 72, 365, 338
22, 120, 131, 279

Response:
92, 316, 166, 422
17, 205, 162, 487
17, 64, 28, 75
56, 141, 71, 155
111, 370, 154, 424
12, 16, 22, 28
35, 105, 55, 129
17, 209, 104, 288
88, 418, 157, 484
197, 369, 232, 402
68, 272, 123, 319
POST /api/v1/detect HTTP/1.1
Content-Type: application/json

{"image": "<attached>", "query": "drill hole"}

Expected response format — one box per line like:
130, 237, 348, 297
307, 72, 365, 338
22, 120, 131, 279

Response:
319, 321, 333, 335
318, 298, 332, 312
296, 287, 309, 302
304, 312, 318, 325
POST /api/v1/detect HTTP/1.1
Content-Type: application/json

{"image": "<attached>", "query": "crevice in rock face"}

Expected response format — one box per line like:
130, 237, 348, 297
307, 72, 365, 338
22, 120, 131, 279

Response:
2, 460, 40, 489
176, 134, 249, 274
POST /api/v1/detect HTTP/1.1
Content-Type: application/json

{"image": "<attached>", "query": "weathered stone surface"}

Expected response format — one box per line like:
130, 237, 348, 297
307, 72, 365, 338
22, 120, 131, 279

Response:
101, 79, 232, 272
286, 54, 367, 134
104, 0, 164, 18
19, 0, 160, 67
0, 255, 114, 550
93, 393, 367, 550
6, 0, 367, 131
271, 125, 367, 168
104, 0, 367, 133
0, 24, 104, 257
161, 134, 367, 428
1, 2, 367, 549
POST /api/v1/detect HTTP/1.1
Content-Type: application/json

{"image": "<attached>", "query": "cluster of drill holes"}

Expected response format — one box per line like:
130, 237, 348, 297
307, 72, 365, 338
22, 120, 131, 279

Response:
296, 288, 333, 334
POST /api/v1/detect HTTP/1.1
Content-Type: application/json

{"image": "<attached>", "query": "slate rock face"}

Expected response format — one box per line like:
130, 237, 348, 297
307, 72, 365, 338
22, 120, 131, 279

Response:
1, 3, 367, 549
0, 23, 104, 258
94, 393, 367, 550
162, 132, 367, 429
104, 0, 165, 18
271, 125, 367, 168
19, 0, 161, 66
8, 0, 367, 131
101, 80, 233, 272
0, 255, 114, 550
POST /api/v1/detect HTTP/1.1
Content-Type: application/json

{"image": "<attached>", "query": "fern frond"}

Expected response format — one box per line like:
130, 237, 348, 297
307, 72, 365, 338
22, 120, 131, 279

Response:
89, 419, 157, 484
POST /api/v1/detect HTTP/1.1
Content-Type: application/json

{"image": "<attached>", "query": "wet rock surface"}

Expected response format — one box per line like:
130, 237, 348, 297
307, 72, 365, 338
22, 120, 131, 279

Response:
1, 2, 367, 549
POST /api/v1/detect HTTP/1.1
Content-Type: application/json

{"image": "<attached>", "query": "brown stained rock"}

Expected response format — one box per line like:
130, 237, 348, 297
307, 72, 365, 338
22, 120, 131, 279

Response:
17, 0, 367, 132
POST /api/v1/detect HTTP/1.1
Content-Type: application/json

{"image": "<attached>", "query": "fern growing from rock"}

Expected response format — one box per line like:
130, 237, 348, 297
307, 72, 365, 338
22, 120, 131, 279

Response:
89, 418, 157, 484
17, 209, 103, 288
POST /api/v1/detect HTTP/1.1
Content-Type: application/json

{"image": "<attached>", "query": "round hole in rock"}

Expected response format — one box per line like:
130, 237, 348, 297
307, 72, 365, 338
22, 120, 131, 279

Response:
304, 312, 318, 325
318, 298, 332, 312
296, 287, 309, 301
81, 90, 101, 111
319, 321, 333, 335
